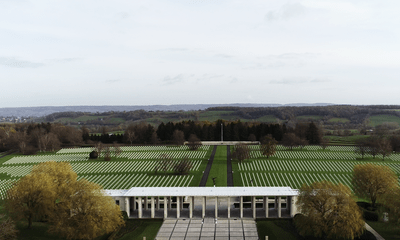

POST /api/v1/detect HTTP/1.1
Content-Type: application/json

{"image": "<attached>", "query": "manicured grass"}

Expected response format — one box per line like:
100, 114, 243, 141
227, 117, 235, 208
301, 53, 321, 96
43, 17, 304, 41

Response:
369, 114, 400, 127
118, 219, 163, 240
232, 144, 400, 189
206, 146, 227, 186
0, 146, 213, 196
256, 219, 300, 240
366, 221, 400, 239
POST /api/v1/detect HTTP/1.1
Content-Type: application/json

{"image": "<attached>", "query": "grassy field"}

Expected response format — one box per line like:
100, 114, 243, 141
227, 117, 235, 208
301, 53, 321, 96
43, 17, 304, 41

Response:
254, 115, 277, 123
325, 135, 369, 145
232, 145, 400, 190
198, 111, 236, 122
117, 219, 163, 240
328, 117, 350, 123
366, 220, 400, 240
205, 146, 227, 186
0, 146, 213, 199
54, 115, 106, 123
369, 114, 400, 127
257, 219, 300, 240
296, 115, 323, 121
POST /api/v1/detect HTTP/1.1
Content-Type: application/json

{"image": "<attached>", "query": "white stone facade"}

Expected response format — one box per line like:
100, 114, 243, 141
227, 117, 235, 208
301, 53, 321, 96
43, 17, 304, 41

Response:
105, 187, 299, 219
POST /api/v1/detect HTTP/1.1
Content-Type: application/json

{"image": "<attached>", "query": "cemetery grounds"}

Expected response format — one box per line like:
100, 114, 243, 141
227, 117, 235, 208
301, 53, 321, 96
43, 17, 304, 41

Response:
2, 145, 400, 198
233, 145, 400, 190
0, 145, 213, 199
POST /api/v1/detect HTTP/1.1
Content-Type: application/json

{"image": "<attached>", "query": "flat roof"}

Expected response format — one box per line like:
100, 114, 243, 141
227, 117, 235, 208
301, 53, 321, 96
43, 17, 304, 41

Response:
105, 187, 299, 197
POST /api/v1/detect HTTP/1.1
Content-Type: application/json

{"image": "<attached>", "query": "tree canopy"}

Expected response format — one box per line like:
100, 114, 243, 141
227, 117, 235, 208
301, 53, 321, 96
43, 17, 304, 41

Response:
352, 163, 398, 208
232, 143, 251, 163
260, 135, 277, 158
187, 134, 202, 150
5, 161, 124, 239
295, 180, 364, 240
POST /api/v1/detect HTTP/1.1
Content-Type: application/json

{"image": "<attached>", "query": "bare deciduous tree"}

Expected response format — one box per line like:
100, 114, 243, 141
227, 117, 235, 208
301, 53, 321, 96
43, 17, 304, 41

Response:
232, 143, 251, 163
187, 134, 202, 150
172, 130, 185, 145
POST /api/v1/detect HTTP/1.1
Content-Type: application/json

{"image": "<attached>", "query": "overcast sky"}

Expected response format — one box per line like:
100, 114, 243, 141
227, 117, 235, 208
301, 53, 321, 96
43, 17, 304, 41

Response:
1, 0, 399, 108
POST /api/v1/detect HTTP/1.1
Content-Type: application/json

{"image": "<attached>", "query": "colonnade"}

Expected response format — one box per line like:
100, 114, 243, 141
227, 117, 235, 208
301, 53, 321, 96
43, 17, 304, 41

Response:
107, 187, 299, 219
119, 195, 296, 219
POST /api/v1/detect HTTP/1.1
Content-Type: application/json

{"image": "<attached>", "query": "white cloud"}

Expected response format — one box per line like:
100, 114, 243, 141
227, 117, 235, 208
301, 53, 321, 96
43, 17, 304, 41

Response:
0, 0, 400, 107
0, 57, 44, 68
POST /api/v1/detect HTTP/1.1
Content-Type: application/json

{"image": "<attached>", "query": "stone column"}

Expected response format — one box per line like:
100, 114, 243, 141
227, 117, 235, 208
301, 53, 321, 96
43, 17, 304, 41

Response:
240, 196, 243, 218
227, 197, 231, 219
168, 196, 172, 210
263, 197, 266, 210
180, 197, 184, 210
164, 196, 168, 218
157, 197, 160, 210
125, 197, 130, 218
151, 197, 155, 218
189, 196, 193, 219
252, 196, 256, 219
177, 196, 180, 218
138, 197, 142, 219
291, 196, 298, 217
215, 197, 218, 219
265, 197, 269, 218
144, 197, 148, 210
278, 197, 281, 218
192, 196, 195, 214
202, 197, 206, 218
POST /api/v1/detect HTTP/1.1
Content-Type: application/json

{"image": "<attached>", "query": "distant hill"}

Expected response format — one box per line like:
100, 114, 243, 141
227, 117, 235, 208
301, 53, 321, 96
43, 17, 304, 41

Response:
0, 103, 334, 117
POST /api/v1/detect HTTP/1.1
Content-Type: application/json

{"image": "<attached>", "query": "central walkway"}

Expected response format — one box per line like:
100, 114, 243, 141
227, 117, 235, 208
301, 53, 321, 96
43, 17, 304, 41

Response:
155, 218, 259, 240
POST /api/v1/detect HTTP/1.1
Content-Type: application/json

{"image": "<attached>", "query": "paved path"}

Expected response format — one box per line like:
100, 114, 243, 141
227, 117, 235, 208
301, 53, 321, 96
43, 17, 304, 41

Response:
226, 146, 233, 187
155, 218, 259, 240
199, 146, 217, 187
365, 223, 385, 240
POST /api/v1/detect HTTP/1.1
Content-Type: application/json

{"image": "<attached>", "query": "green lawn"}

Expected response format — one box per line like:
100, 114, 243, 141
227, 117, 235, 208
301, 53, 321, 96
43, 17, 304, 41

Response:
366, 220, 400, 239
0, 146, 213, 194
369, 114, 400, 127
206, 146, 227, 186
257, 219, 300, 240
117, 219, 163, 240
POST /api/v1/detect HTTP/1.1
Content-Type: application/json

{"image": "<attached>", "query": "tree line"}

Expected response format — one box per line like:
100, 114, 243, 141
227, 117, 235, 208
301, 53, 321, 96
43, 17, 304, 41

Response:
2, 119, 400, 155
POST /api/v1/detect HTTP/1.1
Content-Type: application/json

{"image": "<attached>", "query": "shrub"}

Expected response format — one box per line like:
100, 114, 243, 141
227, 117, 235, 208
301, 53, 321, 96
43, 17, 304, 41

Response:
89, 150, 98, 159
23, 146, 37, 155
0, 215, 18, 240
